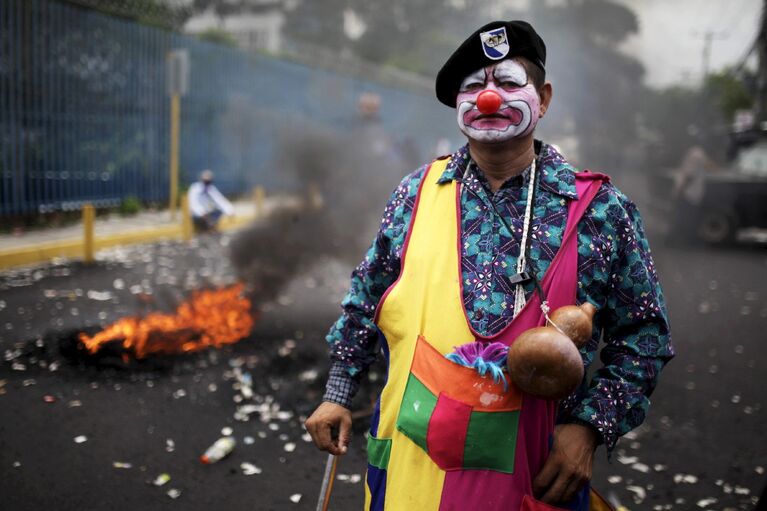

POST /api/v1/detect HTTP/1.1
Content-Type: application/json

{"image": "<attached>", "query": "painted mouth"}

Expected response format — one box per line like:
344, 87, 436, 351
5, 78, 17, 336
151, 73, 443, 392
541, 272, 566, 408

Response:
464, 107, 523, 128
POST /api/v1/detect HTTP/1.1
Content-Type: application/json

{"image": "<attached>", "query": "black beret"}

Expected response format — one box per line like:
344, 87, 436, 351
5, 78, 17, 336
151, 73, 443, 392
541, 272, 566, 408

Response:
435, 20, 546, 107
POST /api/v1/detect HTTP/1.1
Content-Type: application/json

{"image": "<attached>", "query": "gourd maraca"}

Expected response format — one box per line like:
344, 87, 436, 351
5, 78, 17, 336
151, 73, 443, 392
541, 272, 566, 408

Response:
507, 303, 597, 400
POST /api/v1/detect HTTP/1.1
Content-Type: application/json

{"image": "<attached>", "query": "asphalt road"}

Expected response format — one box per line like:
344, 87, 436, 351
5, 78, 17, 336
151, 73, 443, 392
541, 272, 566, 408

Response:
1, 191, 765, 510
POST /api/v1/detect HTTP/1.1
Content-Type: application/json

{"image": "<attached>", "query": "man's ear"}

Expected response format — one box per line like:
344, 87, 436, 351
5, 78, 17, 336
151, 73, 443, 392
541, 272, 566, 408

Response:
538, 81, 553, 118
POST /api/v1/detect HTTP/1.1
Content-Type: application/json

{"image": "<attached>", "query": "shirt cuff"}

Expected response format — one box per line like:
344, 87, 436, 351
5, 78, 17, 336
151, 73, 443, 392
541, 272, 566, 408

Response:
322, 363, 360, 409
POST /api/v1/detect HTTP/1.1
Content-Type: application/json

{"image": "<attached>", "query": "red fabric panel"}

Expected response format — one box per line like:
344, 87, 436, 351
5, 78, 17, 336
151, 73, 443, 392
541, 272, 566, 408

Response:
426, 392, 472, 471
521, 494, 569, 511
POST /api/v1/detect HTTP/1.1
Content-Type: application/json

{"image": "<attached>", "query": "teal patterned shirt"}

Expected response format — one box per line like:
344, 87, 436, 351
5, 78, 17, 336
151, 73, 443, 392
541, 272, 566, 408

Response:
324, 142, 674, 452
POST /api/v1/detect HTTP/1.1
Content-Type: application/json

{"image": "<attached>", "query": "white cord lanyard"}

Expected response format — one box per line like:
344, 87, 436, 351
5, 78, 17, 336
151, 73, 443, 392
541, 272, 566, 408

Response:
465, 158, 539, 319
512, 157, 537, 317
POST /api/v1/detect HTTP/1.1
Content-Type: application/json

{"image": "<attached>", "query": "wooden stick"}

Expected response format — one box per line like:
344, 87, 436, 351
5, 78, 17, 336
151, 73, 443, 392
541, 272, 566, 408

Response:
315, 453, 339, 511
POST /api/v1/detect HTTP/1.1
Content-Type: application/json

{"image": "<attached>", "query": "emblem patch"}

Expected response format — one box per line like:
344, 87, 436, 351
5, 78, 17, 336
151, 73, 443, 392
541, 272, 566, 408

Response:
480, 27, 509, 60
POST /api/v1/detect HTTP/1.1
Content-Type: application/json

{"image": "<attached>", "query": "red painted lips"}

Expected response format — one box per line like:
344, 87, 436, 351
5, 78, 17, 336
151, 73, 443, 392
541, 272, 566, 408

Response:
463, 107, 523, 129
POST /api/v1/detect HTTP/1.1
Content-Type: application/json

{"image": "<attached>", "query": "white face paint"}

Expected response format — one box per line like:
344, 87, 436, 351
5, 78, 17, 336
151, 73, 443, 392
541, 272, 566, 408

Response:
455, 59, 542, 143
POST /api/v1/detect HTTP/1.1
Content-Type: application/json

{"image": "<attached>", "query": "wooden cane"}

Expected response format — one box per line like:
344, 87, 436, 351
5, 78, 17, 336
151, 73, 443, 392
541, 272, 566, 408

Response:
315, 453, 339, 511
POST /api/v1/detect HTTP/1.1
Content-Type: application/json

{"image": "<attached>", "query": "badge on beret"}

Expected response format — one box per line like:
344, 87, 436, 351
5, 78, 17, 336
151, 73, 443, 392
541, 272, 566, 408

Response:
480, 27, 509, 60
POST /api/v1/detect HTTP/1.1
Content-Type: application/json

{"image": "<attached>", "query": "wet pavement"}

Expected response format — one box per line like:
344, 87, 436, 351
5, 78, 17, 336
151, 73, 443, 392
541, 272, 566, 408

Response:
1, 204, 766, 510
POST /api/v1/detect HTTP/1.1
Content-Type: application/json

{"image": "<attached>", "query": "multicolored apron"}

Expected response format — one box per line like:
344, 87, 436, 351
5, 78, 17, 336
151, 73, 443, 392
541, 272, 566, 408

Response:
365, 157, 611, 511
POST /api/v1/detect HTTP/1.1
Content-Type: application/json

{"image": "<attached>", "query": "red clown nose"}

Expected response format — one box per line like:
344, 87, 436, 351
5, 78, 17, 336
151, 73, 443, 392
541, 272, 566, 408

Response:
476, 90, 502, 115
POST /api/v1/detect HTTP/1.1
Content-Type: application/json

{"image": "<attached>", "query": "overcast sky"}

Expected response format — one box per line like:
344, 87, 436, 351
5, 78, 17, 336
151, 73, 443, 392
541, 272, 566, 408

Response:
616, 0, 762, 87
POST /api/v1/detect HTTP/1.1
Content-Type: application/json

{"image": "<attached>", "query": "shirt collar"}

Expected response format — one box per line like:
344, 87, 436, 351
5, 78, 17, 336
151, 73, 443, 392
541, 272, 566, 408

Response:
435, 141, 578, 200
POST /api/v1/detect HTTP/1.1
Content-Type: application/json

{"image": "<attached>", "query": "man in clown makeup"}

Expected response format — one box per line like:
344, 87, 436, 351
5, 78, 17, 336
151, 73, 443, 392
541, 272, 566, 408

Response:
306, 20, 673, 511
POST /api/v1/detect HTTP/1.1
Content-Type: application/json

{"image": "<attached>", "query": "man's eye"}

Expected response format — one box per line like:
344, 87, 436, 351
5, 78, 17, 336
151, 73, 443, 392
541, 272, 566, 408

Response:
500, 81, 524, 89
462, 82, 483, 91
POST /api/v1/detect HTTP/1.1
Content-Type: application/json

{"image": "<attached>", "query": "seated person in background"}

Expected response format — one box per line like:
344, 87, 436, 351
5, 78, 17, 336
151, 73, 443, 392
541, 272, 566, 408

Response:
188, 170, 234, 232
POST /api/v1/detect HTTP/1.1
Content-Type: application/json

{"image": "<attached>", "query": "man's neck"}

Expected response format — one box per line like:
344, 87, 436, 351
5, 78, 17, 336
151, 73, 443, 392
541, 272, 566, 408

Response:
468, 135, 536, 193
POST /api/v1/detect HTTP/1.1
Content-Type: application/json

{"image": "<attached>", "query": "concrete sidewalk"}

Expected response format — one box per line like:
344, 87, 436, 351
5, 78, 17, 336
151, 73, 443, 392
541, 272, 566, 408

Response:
0, 198, 277, 270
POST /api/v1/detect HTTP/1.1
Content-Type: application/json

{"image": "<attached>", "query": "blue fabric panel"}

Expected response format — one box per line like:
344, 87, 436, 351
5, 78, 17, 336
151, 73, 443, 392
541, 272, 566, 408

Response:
366, 465, 387, 511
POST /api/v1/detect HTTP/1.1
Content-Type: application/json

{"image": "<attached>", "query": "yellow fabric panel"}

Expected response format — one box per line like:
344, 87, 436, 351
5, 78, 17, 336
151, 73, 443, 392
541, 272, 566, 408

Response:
372, 158, 474, 508
383, 428, 445, 511
375, 158, 474, 439
589, 488, 616, 511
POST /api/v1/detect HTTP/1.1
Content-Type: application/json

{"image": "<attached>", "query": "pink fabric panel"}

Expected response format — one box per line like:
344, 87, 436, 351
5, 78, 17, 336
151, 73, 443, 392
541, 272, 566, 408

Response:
427, 392, 472, 471
440, 175, 605, 510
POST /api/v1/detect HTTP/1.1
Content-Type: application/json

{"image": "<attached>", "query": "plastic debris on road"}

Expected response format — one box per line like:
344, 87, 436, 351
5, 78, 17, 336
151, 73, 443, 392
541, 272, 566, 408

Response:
152, 473, 171, 487
240, 462, 262, 475
74, 435, 88, 443
200, 437, 235, 464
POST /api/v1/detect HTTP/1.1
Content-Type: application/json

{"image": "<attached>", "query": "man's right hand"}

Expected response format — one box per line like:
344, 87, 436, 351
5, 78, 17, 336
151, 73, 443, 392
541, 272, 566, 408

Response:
305, 402, 353, 455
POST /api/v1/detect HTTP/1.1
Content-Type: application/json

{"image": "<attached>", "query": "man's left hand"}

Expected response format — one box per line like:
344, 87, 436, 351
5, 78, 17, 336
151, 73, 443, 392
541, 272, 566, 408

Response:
533, 423, 599, 505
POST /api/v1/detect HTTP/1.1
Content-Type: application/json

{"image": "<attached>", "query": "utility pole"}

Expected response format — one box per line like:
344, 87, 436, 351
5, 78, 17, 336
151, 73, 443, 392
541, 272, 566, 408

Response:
694, 29, 729, 80
756, 0, 767, 125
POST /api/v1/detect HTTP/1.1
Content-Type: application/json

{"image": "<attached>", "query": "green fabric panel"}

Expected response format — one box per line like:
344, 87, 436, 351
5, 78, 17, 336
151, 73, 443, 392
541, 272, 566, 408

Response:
367, 434, 392, 470
395, 373, 437, 452
463, 410, 519, 473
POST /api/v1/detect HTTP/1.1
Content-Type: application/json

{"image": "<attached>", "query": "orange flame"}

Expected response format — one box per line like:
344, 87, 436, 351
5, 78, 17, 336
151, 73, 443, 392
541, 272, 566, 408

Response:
78, 284, 254, 359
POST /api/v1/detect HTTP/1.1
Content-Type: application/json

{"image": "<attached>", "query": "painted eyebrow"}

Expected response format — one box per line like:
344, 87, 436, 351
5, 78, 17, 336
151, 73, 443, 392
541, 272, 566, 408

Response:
493, 61, 527, 84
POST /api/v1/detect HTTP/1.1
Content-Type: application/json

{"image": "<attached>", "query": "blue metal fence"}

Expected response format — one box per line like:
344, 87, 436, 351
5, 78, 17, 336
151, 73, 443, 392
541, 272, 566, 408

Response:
0, 0, 458, 218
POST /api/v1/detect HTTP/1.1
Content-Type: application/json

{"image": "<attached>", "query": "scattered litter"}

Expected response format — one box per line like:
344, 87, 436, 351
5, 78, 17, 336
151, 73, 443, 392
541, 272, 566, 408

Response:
653, 464, 667, 472
113, 279, 125, 290
172, 389, 186, 399
734, 486, 751, 495
289, 494, 302, 504
623, 431, 639, 440
153, 473, 171, 486
734, 345, 744, 354
74, 435, 88, 444
279, 434, 289, 441
243, 436, 255, 445
697, 301, 711, 314
113, 461, 133, 469
284, 442, 296, 453
166, 488, 181, 499
87, 290, 113, 301
617, 454, 638, 465
731, 394, 741, 404
301, 433, 312, 443
208, 383, 218, 392
626, 485, 646, 503
349, 474, 362, 483
299, 369, 318, 382
43, 395, 56, 403
696, 497, 717, 508
166, 439, 175, 453
631, 462, 650, 473
607, 475, 622, 484
240, 462, 262, 475
276, 411, 293, 421
756, 466, 765, 475
221, 427, 233, 436
673, 473, 698, 484
257, 431, 267, 439
200, 437, 235, 464
22, 379, 36, 387
268, 423, 279, 431
278, 339, 296, 357
67, 400, 82, 408
13, 461, 21, 468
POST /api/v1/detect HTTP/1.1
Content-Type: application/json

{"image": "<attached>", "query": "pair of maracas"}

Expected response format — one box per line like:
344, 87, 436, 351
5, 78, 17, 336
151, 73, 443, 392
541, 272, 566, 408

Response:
507, 302, 597, 400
